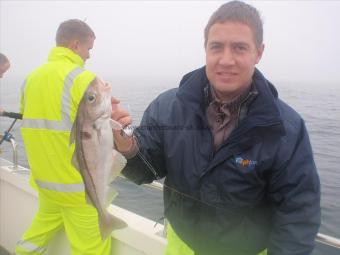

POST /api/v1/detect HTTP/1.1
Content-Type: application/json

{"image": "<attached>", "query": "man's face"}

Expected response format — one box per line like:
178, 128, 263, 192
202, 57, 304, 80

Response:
0, 62, 10, 78
73, 36, 95, 62
205, 21, 264, 101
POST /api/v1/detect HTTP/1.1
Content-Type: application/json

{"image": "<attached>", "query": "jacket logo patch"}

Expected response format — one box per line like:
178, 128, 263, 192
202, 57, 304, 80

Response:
235, 156, 257, 170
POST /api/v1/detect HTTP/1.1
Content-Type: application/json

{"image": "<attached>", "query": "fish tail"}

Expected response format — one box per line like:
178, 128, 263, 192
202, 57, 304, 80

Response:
99, 212, 127, 240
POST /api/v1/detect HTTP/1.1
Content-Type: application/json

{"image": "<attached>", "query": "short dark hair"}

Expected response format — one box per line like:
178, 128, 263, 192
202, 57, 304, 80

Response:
0, 53, 9, 66
204, 0, 263, 47
56, 19, 96, 46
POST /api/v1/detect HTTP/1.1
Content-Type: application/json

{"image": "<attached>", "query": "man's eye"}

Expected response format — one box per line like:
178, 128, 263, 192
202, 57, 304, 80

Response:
210, 44, 222, 51
233, 45, 248, 53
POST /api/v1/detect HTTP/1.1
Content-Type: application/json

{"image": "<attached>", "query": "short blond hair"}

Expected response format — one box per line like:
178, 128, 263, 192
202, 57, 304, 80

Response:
56, 19, 95, 46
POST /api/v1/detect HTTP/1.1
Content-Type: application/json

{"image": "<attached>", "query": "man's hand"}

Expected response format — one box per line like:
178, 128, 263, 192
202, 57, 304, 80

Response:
0, 107, 5, 116
111, 97, 134, 152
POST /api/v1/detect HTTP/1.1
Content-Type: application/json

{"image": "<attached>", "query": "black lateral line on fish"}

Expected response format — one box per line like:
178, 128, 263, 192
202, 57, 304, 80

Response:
77, 120, 105, 217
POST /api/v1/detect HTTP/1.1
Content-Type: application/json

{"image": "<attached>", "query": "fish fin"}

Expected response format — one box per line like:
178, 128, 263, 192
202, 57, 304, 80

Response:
106, 185, 118, 205
109, 150, 127, 183
93, 118, 105, 130
71, 153, 80, 172
99, 212, 127, 240
110, 119, 122, 131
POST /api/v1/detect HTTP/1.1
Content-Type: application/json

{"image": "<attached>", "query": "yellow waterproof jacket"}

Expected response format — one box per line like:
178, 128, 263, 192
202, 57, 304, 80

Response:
20, 47, 96, 206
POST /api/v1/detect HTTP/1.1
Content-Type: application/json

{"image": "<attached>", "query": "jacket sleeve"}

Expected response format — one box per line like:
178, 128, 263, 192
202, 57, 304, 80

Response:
122, 98, 167, 184
267, 119, 321, 255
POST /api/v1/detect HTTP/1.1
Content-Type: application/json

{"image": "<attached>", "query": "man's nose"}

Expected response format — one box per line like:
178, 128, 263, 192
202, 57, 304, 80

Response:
219, 47, 235, 66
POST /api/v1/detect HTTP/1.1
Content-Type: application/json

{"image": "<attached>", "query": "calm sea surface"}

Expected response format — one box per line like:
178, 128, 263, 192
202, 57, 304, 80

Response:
0, 78, 339, 254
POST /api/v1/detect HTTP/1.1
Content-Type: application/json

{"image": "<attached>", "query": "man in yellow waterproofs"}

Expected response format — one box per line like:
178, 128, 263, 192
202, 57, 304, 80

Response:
16, 19, 111, 255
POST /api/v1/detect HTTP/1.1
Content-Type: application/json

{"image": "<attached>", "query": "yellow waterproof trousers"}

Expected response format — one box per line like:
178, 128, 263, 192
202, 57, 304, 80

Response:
165, 223, 267, 255
15, 193, 111, 255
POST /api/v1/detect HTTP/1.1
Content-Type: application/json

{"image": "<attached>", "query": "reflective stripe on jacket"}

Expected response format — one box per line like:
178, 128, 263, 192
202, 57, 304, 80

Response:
20, 47, 96, 206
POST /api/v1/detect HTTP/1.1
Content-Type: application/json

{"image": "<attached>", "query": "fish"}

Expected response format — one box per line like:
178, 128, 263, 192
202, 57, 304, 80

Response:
70, 77, 127, 240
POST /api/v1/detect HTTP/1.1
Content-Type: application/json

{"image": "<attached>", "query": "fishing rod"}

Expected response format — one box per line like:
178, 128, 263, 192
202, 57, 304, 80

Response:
0, 111, 22, 146
0, 111, 23, 120
119, 124, 160, 179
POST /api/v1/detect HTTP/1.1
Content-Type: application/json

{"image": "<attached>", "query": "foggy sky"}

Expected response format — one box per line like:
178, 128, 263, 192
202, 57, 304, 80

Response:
0, 1, 339, 86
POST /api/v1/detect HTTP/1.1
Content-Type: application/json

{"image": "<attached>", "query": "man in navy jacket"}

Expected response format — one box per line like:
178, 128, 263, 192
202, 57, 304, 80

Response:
112, 1, 321, 254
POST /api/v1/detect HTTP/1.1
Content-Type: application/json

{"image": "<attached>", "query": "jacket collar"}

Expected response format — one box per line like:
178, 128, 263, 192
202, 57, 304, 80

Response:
177, 66, 282, 128
177, 66, 208, 113
48, 47, 84, 67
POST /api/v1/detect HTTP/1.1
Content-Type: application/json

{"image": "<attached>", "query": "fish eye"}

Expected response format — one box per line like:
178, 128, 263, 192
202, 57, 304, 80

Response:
87, 94, 96, 103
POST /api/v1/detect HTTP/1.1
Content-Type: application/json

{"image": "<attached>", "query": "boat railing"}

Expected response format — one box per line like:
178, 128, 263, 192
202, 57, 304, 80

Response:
8, 136, 18, 170
0, 131, 18, 170
315, 233, 340, 249
0, 112, 22, 170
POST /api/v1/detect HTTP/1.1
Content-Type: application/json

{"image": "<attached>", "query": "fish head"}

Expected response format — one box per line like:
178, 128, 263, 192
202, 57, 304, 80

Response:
80, 77, 112, 122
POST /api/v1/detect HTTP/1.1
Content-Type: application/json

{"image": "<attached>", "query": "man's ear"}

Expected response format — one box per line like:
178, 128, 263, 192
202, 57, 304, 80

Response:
68, 39, 80, 52
255, 43, 265, 64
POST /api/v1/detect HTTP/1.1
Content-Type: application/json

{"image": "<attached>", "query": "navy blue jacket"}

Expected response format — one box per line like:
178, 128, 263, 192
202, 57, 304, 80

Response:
123, 67, 321, 255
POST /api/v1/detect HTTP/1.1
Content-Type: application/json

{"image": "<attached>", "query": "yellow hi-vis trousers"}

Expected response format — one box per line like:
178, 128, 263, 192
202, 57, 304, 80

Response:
15, 193, 111, 255
165, 223, 267, 255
